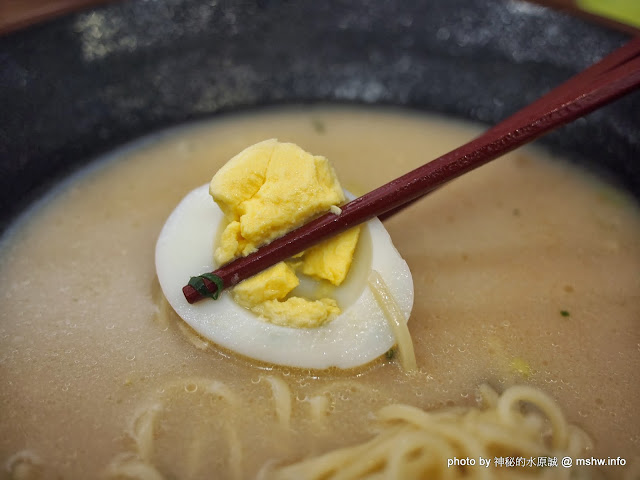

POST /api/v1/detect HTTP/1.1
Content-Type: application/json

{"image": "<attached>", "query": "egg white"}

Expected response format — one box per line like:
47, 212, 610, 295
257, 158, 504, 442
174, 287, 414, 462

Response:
155, 184, 414, 369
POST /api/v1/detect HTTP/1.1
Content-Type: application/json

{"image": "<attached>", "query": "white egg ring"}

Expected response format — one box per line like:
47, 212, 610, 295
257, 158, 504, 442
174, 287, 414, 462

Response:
155, 184, 414, 369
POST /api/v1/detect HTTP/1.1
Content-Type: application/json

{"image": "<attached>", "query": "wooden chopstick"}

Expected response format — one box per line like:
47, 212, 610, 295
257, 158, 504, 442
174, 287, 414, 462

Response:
183, 37, 640, 304
379, 36, 640, 220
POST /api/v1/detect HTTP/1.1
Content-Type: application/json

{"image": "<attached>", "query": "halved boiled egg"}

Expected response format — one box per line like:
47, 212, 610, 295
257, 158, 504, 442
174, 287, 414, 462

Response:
155, 184, 414, 369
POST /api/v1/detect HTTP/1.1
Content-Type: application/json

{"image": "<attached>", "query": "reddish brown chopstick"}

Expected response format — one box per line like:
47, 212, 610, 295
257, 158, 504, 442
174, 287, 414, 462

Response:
379, 36, 640, 221
183, 37, 640, 304
0, 0, 118, 36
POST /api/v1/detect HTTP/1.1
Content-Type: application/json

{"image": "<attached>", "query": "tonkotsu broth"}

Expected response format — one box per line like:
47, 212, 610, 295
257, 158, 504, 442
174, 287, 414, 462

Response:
1, 107, 639, 479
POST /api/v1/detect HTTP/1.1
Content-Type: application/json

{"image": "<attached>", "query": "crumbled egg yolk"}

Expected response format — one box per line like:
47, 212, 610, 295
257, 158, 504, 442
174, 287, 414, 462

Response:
300, 227, 361, 286
209, 139, 360, 327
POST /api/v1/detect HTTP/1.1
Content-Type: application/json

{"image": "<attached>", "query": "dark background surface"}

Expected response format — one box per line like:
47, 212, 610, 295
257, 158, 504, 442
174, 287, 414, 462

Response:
1, 0, 638, 232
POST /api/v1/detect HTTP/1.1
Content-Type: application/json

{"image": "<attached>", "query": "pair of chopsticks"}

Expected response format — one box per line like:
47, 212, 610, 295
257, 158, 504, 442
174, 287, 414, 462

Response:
184, 37, 640, 304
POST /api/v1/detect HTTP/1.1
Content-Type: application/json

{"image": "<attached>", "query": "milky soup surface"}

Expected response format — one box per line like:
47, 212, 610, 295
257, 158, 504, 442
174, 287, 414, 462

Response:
1, 107, 639, 479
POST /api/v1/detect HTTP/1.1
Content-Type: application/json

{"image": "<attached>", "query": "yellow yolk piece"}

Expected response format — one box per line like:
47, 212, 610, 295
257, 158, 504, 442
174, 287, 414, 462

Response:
252, 297, 340, 328
209, 139, 274, 220
215, 220, 256, 264
210, 140, 356, 328
210, 139, 345, 263
300, 226, 361, 286
232, 262, 299, 305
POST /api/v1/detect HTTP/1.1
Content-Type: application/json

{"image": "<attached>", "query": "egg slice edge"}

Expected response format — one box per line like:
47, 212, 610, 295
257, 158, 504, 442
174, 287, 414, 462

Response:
155, 184, 414, 369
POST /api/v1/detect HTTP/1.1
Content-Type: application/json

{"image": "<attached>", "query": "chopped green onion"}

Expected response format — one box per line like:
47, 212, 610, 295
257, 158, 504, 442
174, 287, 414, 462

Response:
311, 118, 326, 133
188, 273, 224, 300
